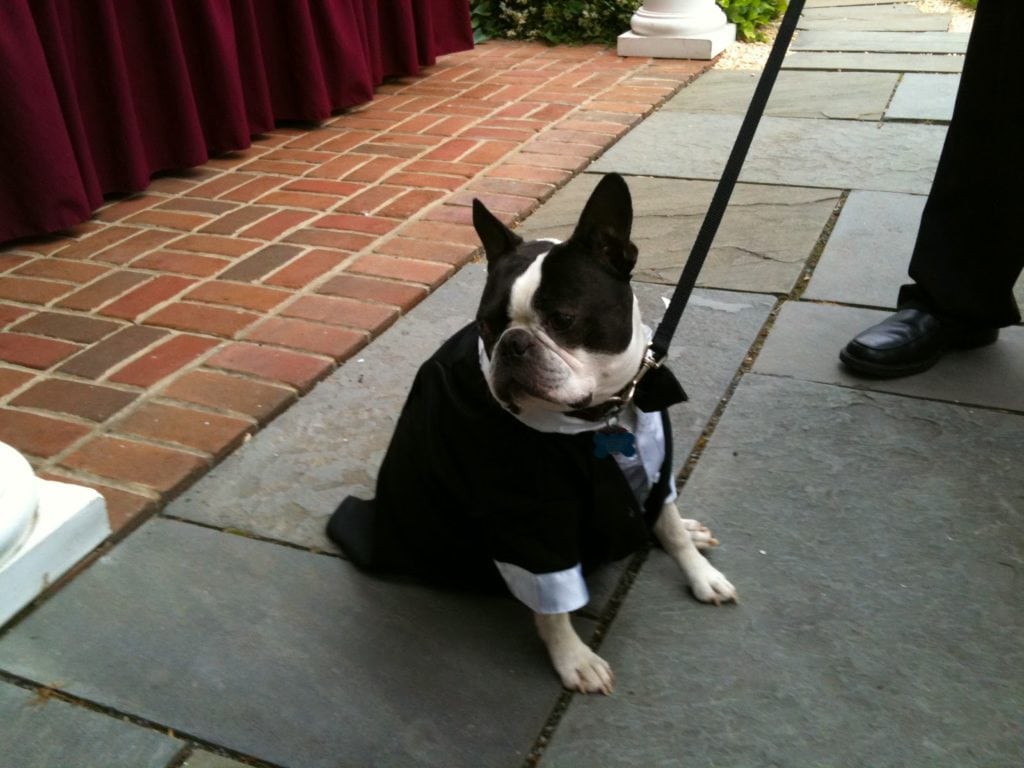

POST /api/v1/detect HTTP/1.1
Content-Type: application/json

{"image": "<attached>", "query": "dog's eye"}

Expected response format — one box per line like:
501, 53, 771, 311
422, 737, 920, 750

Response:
548, 312, 575, 332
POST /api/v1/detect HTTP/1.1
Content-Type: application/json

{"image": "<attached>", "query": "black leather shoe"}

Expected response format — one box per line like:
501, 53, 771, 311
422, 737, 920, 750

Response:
839, 308, 998, 379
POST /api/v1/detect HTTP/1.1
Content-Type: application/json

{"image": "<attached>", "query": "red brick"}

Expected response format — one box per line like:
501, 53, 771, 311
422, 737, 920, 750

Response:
343, 156, 403, 183
108, 334, 220, 387
145, 302, 259, 337
161, 369, 294, 422
263, 249, 349, 289
218, 244, 302, 283
12, 259, 109, 283
205, 342, 333, 390
485, 164, 570, 185
114, 401, 252, 458
312, 213, 399, 237
461, 141, 519, 166
374, 237, 477, 266
283, 179, 363, 198
93, 195, 162, 223
398, 160, 484, 178
57, 271, 152, 313
99, 276, 196, 320
155, 197, 238, 216
49, 477, 156, 533
347, 253, 454, 287
0, 408, 91, 458
306, 154, 375, 180
0, 276, 73, 304
0, 367, 32, 396
90, 230, 178, 266
244, 317, 366, 358
169, 234, 260, 257
185, 281, 290, 312
397, 220, 480, 247
318, 274, 426, 310
58, 325, 169, 380
0, 303, 33, 325
383, 172, 467, 191
124, 209, 212, 231
54, 225, 137, 260
377, 189, 447, 219
131, 250, 231, 277
61, 436, 207, 495
11, 379, 137, 422
10, 312, 123, 343
0, 333, 81, 369
336, 186, 404, 214
469, 177, 556, 200
424, 138, 477, 162
219, 176, 283, 202
187, 174, 252, 199
198, 206, 275, 236
236, 210, 315, 240
0, 253, 32, 272
281, 294, 397, 332
251, 191, 339, 211
283, 229, 375, 252
506, 151, 589, 173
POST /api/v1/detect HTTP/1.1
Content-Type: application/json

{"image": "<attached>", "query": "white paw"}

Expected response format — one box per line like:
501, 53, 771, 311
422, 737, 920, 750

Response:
686, 557, 738, 605
678, 518, 720, 550
552, 644, 614, 695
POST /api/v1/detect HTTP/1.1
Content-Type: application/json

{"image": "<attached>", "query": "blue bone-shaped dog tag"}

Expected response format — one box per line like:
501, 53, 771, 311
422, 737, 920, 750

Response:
593, 427, 637, 458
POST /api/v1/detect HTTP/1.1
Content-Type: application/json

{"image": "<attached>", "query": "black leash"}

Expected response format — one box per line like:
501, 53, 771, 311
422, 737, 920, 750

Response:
649, 0, 806, 363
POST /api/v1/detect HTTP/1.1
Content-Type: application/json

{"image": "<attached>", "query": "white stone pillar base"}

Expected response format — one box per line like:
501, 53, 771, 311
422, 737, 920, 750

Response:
618, 0, 736, 60
618, 24, 736, 60
0, 477, 110, 628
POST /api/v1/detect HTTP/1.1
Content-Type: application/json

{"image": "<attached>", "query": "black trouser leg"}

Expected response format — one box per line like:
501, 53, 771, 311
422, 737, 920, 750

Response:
899, 0, 1024, 328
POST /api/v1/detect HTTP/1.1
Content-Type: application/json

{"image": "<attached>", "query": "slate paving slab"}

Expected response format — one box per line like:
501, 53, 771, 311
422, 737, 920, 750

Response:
803, 189, 925, 308
592, 113, 946, 194
799, 5, 951, 31
754, 301, 1024, 413
521, 174, 839, 294
803, 189, 1024, 310
660, 69, 898, 121
539, 374, 1024, 767
783, 51, 965, 73
885, 72, 959, 122
793, 30, 969, 53
0, 680, 183, 768
0, 518, 569, 768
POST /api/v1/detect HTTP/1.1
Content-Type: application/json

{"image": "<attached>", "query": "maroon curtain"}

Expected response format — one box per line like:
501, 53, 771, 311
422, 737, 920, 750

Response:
0, 0, 473, 243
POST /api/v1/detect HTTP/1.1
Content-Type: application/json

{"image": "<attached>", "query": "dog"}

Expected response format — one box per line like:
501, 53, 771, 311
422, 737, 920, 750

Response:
327, 173, 736, 694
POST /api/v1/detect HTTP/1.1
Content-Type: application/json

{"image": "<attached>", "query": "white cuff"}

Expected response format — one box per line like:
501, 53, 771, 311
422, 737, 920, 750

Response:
494, 561, 589, 614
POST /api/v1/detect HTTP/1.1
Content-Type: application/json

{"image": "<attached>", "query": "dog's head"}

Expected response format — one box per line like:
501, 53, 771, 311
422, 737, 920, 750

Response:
473, 173, 646, 416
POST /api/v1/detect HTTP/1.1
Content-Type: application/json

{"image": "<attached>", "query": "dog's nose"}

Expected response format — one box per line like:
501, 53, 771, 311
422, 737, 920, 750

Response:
501, 328, 533, 358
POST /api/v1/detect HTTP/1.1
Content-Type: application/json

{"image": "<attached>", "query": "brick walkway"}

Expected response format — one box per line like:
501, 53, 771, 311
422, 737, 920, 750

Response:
0, 41, 710, 533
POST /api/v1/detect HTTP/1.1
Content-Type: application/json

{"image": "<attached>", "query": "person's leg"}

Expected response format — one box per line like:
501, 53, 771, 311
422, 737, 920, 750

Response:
840, 0, 1023, 378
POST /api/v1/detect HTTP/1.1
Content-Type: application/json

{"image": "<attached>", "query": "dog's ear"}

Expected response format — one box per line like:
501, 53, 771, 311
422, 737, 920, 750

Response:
473, 199, 523, 264
571, 173, 637, 278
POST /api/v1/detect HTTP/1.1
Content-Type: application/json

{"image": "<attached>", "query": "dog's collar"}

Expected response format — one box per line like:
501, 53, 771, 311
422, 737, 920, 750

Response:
566, 346, 662, 422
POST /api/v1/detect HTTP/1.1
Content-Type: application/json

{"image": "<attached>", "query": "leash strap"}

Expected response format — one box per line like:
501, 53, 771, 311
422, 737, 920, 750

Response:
649, 0, 806, 362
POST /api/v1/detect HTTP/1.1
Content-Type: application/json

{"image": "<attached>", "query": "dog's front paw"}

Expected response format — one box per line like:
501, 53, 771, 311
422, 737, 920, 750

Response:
552, 644, 614, 695
687, 557, 737, 606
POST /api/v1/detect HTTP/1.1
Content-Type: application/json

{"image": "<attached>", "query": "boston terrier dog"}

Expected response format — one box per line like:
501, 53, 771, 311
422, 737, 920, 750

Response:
327, 173, 736, 694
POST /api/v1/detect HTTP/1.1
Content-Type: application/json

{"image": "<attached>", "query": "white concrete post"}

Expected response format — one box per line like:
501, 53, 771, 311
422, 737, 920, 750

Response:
0, 441, 110, 627
619, 0, 736, 60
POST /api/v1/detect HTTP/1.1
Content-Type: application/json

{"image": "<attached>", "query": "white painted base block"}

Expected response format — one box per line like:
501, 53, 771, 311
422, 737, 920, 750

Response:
0, 479, 110, 628
618, 24, 736, 60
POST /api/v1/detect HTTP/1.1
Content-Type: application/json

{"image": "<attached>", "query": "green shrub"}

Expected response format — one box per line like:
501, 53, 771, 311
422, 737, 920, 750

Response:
469, 0, 788, 45
718, 0, 788, 41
